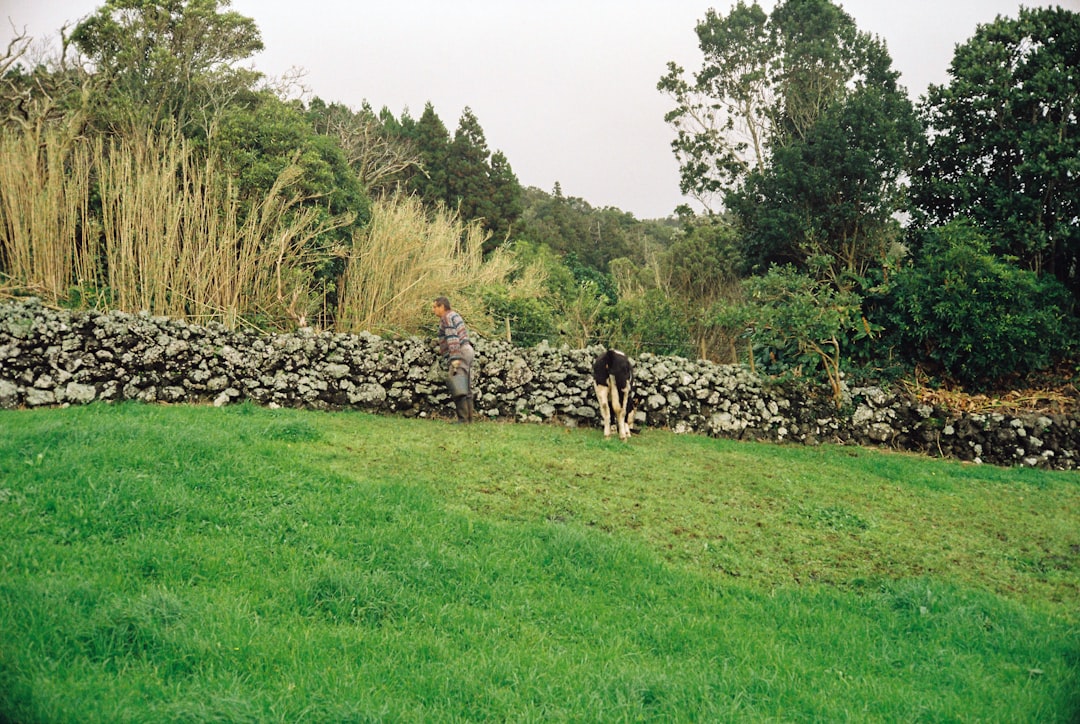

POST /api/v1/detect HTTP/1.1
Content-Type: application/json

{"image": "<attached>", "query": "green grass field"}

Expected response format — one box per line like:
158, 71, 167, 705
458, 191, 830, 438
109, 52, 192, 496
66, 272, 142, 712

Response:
1, 402, 1078, 721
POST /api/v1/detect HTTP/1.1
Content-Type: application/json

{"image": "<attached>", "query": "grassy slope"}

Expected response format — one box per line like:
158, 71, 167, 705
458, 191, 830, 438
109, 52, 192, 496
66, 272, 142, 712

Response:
1, 402, 1077, 722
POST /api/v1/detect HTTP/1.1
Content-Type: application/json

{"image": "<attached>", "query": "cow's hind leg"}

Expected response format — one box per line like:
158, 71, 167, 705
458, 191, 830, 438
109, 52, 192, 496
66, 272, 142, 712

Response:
615, 383, 631, 441
596, 383, 612, 437
608, 380, 626, 441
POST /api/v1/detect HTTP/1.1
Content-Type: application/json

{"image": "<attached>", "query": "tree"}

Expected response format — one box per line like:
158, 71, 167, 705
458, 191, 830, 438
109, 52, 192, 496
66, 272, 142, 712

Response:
0, 26, 69, 131
883, 220, 1075, 389
403, 102, 451, 206
402, 105, 522, 251
911, 7, 1080, 302
659, 0, 905, 214
306, 98, 420, 197
662, 218, 745, 362
70, 0, 263, 135
658, 1, 773, 212
447, 106, 498, 240
663, 0, 921, 282
486, 149, 524, 246
447, 107, 522, 249
729, 58, 921, 281
212, 90, 369, 315
215, 93, 364, 214
518, 186, 668, 272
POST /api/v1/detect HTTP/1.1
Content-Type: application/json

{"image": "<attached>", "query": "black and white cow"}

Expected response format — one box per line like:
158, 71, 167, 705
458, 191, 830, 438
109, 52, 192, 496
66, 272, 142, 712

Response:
593, 349, 635, 441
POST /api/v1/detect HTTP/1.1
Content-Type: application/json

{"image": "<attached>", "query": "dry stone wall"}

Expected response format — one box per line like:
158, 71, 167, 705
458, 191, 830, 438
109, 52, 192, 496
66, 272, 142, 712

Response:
2, 298, 1077, 469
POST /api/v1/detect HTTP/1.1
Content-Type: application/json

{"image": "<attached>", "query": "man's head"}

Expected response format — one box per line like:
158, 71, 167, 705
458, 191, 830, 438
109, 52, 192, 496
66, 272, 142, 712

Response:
432, 296, 451, 318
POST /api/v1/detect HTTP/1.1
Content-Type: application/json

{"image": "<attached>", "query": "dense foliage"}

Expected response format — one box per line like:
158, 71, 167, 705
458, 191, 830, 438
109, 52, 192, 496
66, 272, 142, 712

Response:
911, 6, 1080, 302
0, 0, 1077, 394
662, 0, 1077, 390
880, 221, 1076, 390
69, 0, 264, 136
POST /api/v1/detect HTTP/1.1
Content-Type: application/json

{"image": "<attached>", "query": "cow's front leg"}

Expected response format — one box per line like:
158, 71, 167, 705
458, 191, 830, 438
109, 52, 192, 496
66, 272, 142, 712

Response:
595, 384, 612, 437
616, 386, 631, 441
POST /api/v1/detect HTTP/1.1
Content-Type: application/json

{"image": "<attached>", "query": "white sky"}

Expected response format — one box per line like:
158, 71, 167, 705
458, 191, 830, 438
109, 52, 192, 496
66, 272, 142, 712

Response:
3, 0, 1076, 219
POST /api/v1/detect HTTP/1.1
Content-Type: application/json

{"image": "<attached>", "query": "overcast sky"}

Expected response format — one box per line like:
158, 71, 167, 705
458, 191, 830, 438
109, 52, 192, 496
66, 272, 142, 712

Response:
3, 0, 1075, 218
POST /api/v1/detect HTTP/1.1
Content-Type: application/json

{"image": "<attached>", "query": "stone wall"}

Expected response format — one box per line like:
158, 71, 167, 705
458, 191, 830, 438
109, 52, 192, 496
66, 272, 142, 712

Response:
2, 298, 1077, 469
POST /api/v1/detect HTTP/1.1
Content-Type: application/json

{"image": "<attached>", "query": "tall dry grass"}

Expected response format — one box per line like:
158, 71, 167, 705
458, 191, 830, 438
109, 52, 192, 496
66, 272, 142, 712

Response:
95, 131, 350, 329
336, 193, 514, 336
0, 126, 96, 299
1, 125, 523, 336
0, 125, 350, 330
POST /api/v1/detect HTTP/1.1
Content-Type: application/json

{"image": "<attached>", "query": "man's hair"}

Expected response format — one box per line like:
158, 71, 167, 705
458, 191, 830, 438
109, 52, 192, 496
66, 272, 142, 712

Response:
434, 296, 451, 310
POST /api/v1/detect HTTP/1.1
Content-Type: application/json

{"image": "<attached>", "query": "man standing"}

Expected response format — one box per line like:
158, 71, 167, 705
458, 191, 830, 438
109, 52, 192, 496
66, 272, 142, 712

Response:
432, 296, 474, 423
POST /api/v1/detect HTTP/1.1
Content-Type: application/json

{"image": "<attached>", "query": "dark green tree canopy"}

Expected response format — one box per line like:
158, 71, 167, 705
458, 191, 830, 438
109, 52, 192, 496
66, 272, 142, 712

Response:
448, 107, 498, 234
665, 0, 922, 280
729, 53, 922, 280
911, 6, 1080, 300
403, 102, 452, 204
399, 104, 522, 251
70, 0, 263, 134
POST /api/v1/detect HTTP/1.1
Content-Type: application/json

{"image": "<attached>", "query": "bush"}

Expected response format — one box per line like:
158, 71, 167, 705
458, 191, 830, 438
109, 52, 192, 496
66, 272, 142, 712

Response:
885, 220, 1075, 389
602, 290, 692, 358
729, 267, 865, 403
481, 286, 558, 347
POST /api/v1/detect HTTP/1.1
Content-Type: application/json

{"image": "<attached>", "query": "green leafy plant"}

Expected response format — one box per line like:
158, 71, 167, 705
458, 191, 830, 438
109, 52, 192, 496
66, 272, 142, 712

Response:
887, 220, 1075, 389
481, 285, 558, 346
738, 266, 865, 402
603, 288, 693, 358
911, 6, 1080, 304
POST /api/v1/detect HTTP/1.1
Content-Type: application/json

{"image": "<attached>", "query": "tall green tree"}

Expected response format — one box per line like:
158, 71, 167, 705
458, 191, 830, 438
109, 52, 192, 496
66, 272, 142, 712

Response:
447, 107, 522, 249
70, 0, 263, 135
403, 103, 451, 207
658, 1, 773, 212
659, 0, 903, 214
448, 107, 496, 231
663, 0, 922, 281
518, 185, 672, 271
911, 7, 1080, 301
214, 93, 365, 216
729, 54, 922, 281
487, 149, 524, 245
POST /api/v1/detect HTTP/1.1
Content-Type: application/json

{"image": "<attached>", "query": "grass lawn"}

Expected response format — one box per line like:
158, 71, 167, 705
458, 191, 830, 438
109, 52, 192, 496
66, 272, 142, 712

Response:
1, 402, 1078, 721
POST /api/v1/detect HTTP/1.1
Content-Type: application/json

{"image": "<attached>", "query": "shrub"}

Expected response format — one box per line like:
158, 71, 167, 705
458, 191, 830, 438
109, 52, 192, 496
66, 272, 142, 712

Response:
481, 286, 558, 347
737, 266, 865, 402
602, 289, 693, 358
885, 220, 1075, 389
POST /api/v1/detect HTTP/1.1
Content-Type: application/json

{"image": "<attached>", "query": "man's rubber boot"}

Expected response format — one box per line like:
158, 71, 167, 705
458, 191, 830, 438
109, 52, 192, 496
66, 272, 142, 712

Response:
453, 395, 469, 423
465, 396, 474, 423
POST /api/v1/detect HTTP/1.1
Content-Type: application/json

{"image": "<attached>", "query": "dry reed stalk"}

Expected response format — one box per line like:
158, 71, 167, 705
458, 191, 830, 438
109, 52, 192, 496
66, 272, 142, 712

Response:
336, 193, 511, 336
240, 165, 351, 330
94, 131, 350, 329
0, 127, 94, 300
96, 130, 186, 315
